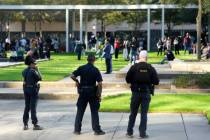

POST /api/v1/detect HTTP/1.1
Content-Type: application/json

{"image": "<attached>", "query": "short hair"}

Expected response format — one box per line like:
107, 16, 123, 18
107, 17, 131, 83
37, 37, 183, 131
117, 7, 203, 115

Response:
87, 54, 96, 62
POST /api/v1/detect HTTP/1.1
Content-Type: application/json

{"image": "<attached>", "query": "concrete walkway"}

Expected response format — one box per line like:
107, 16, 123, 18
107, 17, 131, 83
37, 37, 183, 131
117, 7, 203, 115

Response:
0, 100, 209, 140
0, 59, 48, 68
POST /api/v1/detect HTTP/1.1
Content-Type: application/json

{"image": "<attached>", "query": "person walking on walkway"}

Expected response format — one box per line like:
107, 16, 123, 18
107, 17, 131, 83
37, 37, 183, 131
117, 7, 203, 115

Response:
71, 54, 105, 135
183, 33, 192, 54
130, 37, 138, 64
22, 56, 43, 131
125, 50, 159, 138
103, 39, 112, 74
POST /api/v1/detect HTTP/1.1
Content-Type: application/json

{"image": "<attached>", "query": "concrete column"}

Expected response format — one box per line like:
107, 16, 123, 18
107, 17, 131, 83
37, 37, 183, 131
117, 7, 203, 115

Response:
147, 8, 151, 51
161, 7, 165, 40
65, 9, 69, 52
72, 11, 75, 37
80, 9, 83, 42
85, 12, 88, 50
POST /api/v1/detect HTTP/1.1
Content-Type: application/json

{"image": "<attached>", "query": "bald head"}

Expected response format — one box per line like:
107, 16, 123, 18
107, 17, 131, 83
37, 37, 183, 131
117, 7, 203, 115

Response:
139, 50, 148, 62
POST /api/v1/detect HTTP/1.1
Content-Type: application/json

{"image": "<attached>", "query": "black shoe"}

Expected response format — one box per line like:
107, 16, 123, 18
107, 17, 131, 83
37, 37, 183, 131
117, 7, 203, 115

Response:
139, 134, 149, 139
73, 131, 81, 135
126, 133, 133, 138
104, 72, 110, 74
94, 130, 105, 135
33, 125, 43, 130
23, 125, 29, 130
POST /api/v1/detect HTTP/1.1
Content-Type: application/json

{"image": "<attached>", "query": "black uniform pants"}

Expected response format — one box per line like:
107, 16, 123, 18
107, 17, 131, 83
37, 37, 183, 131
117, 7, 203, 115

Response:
75, 94, 101, 132
127, 91, 151, 135
23, 87, 39, 125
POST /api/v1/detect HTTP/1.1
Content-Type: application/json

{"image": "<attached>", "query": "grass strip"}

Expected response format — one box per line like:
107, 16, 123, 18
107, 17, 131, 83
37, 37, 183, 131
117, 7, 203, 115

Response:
100, 94, 210, 124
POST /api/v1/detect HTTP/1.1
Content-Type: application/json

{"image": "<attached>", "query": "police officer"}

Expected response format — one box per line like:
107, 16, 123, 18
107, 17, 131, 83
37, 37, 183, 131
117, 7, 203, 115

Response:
125, 50, 159, 138
71, 54, 105, 135
22, 56, 43, 130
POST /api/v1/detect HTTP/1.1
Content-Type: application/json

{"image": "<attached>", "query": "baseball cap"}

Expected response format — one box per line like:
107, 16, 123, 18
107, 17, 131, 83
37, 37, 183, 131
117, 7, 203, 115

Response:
25, 56, 37, 65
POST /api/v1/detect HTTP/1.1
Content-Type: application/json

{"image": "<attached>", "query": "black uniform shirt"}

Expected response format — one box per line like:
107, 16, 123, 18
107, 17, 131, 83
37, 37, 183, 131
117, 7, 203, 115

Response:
72, 63, 103, 87
126, 62, 159, 86
22, 67, 42, 85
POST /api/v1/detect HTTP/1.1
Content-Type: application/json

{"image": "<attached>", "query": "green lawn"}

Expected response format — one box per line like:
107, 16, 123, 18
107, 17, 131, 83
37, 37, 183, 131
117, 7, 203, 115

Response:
100, 94, 210, 124
0, 51, 197, 81
0, 53, 129, 81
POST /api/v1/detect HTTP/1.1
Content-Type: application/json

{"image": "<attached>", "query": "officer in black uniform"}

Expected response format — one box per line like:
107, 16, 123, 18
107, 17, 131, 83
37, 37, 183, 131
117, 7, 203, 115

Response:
125, 50, 159, 138
71, 54, 105, 135
22, 56, 43, 130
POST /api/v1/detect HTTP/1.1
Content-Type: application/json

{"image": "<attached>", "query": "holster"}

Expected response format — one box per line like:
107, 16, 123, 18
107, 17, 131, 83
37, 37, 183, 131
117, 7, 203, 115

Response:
77, 86, 97, 97
131, 84, 154, 95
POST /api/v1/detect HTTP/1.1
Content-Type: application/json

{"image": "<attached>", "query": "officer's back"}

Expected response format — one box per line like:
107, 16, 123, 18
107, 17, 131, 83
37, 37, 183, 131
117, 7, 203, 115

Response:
126, 59, 159, 90
125, 50, 159, 139
71, 54, 105, 135
75, 63, 100, 87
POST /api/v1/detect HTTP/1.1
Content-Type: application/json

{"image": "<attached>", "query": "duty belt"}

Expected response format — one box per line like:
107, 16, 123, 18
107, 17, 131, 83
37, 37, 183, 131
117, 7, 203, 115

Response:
23, 84, 40, 88
81, 86, 95, 89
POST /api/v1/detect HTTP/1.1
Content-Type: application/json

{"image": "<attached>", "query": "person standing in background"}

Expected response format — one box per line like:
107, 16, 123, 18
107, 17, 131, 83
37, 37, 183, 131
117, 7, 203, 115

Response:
114, 38, 120, 59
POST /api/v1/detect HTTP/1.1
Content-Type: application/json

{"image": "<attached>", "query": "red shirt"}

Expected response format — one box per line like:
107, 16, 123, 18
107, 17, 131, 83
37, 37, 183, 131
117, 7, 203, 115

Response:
114, 40, 120, 49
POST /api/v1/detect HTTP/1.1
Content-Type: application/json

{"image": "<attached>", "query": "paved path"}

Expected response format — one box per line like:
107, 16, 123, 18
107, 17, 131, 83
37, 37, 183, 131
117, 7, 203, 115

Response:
0, 59, 48, 68
0, 100, 209, 140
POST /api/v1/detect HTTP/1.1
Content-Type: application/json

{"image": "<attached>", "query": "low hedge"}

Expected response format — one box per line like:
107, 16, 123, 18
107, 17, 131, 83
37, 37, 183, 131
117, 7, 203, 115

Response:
207, 112, 210, 124
173, 73, 210, 88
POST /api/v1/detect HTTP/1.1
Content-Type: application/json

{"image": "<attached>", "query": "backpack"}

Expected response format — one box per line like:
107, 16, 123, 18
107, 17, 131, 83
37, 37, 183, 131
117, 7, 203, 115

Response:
110, 45, 114, 54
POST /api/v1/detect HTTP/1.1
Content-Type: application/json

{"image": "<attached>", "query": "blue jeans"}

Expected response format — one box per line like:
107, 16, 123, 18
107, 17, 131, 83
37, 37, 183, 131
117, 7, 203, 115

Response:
130, 51, 137, 64
160, 56, 168, 64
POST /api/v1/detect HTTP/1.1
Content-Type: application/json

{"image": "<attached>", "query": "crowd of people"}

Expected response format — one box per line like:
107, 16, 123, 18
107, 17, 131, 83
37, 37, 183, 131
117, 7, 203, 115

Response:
157, 32, 210, 60
156, 33, 195, 56
0, 35, 62, 61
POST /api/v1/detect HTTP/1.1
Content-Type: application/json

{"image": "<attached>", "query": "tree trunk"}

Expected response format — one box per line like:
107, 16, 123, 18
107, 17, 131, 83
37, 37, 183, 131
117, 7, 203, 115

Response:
196, 0, 202, 60
34, 21, 37, 37
208, 14, 210, 42
167, 23, 171, 36
21, 20, 26, 37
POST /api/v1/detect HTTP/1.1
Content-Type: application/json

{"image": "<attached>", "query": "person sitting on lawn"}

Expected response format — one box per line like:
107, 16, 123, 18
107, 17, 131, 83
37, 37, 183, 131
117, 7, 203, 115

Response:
160, 50, 175, 64
10, 50, 18, 62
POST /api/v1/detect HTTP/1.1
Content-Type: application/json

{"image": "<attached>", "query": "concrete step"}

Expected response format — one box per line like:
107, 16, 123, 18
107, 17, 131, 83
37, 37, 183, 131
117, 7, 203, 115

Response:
117, 64, 206, 79
0, 88, 132, 100
115, 71, 205, 79
0, 79, 172, 89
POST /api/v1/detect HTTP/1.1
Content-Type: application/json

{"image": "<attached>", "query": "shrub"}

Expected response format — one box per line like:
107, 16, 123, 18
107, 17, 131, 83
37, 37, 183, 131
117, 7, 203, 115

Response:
174, 73, 210, 88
